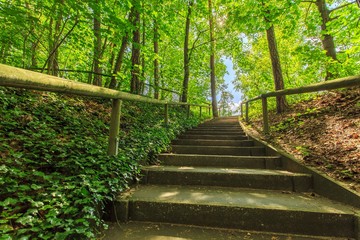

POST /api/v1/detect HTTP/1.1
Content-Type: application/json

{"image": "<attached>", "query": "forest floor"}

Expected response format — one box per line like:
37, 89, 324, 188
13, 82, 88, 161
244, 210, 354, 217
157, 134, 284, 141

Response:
248, 87, 360, 193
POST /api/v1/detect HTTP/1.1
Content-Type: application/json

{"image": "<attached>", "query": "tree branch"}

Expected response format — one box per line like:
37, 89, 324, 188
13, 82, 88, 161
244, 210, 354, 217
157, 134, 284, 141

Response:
329, 1, 356, 13
301, 0, 316, 3
305, 3, 313, 22
188, 29, 208, 61
41, 18, 79, 73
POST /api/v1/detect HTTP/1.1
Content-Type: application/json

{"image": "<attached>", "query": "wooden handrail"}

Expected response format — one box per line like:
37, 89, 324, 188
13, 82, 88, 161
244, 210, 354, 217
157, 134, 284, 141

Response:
241, 75, 360, 134
0, 64, 210, 107
0, 64, 211, 155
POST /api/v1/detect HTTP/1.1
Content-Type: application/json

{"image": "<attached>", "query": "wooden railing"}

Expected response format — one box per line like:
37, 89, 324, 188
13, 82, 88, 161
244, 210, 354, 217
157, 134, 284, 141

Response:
0, 64, 211, 156
241, 75, 360, 134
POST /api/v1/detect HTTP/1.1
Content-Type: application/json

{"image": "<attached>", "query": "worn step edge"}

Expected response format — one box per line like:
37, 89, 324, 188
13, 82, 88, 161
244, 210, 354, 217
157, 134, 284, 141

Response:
239, 120, 360, 210
171, 145, 265, 156
125, 200, 356, 238
172, 139, 254, 146
106, 185, 359, 238
177, 134, 248, 140
197, 126, 241, 129
158, 154, 282, 169
141, 166, 312, 192
103, 221, 346, 240
185, 131, 245, 135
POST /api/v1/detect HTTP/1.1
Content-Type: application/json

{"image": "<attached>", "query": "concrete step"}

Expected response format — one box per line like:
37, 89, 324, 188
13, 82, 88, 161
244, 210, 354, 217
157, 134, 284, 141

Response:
177, 134, 248, 140
141, 166, 312, 191
195, 126, 243, 130
172, 139, 254, 146
171, 145, 265, 156
104, 221, 341, 240
185, 130, 245, 135
158, 154, 282, 169
199, 125, 241, 128
111, 185, 358, 238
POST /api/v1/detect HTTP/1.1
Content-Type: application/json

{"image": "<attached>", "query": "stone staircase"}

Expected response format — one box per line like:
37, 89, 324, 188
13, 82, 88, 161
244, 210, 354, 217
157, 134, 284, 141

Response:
104, 117, 359, 239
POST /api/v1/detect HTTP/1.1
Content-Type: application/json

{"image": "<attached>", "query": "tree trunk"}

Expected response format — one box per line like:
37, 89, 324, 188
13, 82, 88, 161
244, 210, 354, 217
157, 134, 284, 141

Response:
31, 41, 38, 68
109, 34, 128, 89
208, 0, 219, 118
140, 8, 146, 95
315, 0, 337, 80
181, 1, 193, 103
130, 3, 141, 94
153, 19, 160, 99
46, 0, 64, 76
265, 25, 287, 114
93, 0, 102, 86
47, 17, 54, 75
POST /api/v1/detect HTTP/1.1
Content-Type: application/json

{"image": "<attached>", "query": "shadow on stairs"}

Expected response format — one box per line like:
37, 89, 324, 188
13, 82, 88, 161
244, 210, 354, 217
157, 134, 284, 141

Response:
103, 116, 360, 240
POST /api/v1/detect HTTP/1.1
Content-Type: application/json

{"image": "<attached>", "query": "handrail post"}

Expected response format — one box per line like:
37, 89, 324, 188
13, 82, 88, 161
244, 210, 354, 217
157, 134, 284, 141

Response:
245, 102, 249, 123
200, 106, 202, 117
262, 97, 269, 134
108, 99, 122, 156
208, 105, 211, 116
240, 103, 243, 118
164, 104, 169, 125
187, 105, 190, 118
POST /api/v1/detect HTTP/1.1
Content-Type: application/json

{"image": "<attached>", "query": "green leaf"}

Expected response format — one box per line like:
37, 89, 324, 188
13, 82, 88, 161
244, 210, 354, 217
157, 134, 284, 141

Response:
0, 197, 18, 207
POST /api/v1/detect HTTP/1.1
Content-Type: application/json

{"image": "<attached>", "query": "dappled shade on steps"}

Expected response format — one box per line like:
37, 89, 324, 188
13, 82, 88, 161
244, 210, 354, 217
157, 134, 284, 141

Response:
104, 116, 359, 239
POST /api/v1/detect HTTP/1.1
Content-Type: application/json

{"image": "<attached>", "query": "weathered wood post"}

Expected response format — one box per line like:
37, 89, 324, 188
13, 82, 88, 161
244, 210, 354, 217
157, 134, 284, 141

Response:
240, 103, 243, 118
187, 105, 190, 118
245, 101, 249, 123
108, 99, 122, 156
262, 96, 269, 134
164, 104, 169, 125
200, 106, 202, 117
208, 105, 211, 116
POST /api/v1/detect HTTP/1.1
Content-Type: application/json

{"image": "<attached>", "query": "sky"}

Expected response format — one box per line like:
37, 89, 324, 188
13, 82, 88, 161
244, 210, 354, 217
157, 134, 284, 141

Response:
222, 57, 242, 115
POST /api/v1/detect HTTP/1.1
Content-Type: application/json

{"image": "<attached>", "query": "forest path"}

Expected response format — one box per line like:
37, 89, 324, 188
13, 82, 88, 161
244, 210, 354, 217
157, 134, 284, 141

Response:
103, 117, 359, 240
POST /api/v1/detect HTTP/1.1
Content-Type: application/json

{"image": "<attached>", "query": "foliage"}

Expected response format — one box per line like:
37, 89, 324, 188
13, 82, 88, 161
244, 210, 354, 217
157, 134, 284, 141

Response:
0, 87, 205, 239
222, 0, 360, 115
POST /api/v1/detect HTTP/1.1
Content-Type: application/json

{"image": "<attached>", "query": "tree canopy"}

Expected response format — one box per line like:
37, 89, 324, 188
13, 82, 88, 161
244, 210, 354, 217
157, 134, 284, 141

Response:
1, 0, 359, 113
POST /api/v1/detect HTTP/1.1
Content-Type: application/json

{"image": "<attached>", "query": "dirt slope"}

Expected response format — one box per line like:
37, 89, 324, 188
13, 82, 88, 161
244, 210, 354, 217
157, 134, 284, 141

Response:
250, 87, 359, 193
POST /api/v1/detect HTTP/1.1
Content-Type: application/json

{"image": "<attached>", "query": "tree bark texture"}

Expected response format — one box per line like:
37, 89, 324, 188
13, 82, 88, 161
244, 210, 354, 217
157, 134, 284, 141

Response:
47, 0, 64, 76
130, 4, 141, 94
181, 1, 193, 103
93, 0, 102, 86
153, 19, 160, 99
316, 0, 338, 80
109, 34, 128, 89
140, 8, 146, 95
265, 25, 287, 113
208, 0, 219, 117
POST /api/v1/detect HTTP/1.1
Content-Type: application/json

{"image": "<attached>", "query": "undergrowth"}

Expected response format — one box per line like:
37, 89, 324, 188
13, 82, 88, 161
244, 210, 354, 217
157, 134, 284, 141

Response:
0, 87, 206, 239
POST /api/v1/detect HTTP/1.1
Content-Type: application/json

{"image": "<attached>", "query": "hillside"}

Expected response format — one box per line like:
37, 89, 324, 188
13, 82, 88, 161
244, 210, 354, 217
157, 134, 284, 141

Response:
0, 87, 205, 239
250, 87, 360, 193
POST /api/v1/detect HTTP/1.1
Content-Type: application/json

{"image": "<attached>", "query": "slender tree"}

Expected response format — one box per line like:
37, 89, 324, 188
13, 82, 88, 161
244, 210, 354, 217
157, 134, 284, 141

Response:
130, 2, 141, 94
181, 0, 193, 103
208, 0, 219, 117
153, 19, 160, 99
304, 0, 356, 80
93, 0, 102, 86
265, 24, 287, 113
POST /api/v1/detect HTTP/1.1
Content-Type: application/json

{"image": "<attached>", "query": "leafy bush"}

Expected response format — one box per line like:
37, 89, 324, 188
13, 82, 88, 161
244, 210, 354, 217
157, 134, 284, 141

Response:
0, 87, 205, 239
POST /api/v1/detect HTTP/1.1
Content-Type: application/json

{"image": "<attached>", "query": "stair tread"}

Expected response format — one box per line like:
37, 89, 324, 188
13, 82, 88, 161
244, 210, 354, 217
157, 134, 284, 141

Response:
159, 153, 280, 159
142, 165, 309, 177
124, 185, 357, 215
174, 139, 251, 142
172, 145, 263, 149
104, 221, 338, 240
